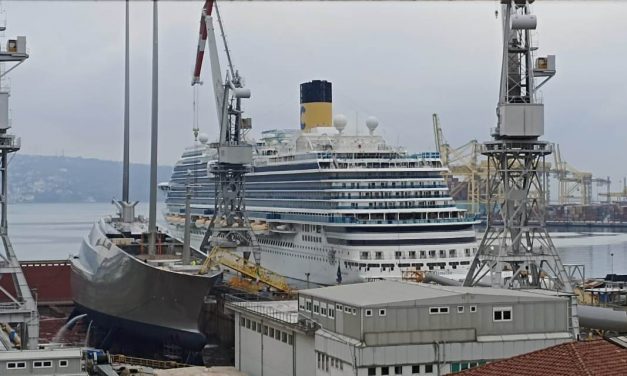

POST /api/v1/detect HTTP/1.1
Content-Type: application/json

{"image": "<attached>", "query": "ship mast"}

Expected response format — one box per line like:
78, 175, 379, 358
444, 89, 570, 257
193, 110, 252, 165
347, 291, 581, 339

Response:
115, 0, 138, 223
147, 0, 159, 256
192, 0, 260, 265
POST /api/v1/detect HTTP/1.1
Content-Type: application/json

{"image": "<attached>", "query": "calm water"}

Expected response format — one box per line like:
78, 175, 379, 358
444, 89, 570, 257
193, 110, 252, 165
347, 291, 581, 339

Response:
5, 203, 627, 278
7, 202, 164, 261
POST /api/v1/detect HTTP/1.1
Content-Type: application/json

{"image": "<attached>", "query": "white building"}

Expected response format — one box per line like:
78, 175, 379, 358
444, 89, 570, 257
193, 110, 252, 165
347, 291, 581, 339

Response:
227, 281, 575, 376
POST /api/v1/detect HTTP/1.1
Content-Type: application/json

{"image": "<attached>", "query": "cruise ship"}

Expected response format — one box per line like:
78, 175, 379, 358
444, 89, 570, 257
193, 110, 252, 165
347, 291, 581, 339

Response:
161, 81, 479, 285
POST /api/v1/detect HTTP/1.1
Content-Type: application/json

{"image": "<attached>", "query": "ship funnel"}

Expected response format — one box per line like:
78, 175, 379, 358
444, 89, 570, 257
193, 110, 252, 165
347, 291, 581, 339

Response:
300, 80, 332, 132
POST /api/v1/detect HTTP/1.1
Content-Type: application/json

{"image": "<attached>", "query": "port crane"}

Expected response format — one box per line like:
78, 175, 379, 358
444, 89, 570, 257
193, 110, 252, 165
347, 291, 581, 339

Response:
463, 0, 579, 337
192, 0, 290, 292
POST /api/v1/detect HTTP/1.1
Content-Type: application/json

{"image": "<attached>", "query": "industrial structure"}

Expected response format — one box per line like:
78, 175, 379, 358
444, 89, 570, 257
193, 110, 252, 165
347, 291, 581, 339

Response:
0, 31, 39, 349
227, 281, 573, 376
192, 0, 261, 265
462, 0, 579, 336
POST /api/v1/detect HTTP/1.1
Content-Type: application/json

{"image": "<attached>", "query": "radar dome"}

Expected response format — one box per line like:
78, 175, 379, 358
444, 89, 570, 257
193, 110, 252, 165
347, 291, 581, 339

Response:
333, 114, 348, 134
198, 133, 209, 144
366, 116, 379, 135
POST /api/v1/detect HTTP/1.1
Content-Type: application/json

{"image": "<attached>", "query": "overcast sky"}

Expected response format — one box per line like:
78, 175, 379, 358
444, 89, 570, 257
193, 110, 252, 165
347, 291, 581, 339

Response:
2, 1, 627, 192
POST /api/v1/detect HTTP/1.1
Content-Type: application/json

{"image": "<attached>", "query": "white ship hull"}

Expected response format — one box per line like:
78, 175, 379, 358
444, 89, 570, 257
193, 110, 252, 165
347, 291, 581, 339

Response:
165, 223, 475, 285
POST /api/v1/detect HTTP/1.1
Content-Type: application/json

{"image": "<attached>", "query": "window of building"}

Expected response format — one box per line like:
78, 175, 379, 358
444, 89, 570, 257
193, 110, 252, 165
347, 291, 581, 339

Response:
7, 362, 26, 369
252, 321, 257, 331
313, 301, 320, 314
352, 308, 357, 315
429, 306, 449, 314
344, 306, 351, 313
288, 335, 294, 345
457, 306, 464, 313
269, 327, 275, 337
275, 330, 281, 340
263, 325, 268, 335
493, 306, 513, 321
59, 360, 69, 367
306, 301, 312, 312
240, 317, 245, 327
245, 319, 250, 329
282, 332, 288, 343
425, 364, 434, 373
329, 308, 335, 319
470, 305, 477, 313
299, 297, 305, 310
368, 367, 376, 376
365, 309, 373, 317
336, 304, 343, 311
257, 323, 261, 333
382, 366, 390, 375
412, 365, 420, 374
395, 365, 403, 374
379, 308, 387, 316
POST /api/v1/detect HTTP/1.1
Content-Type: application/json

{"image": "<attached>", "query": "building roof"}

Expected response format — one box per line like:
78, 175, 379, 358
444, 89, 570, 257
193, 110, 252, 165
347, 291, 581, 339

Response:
299, 280, 562, 307
229, 300, 299, 324
456, 339, 627, 376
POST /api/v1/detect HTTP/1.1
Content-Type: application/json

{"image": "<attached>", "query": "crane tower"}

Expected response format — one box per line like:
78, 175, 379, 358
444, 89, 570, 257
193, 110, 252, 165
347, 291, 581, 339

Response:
463, 0, 579, 336
193, 0, 260, 265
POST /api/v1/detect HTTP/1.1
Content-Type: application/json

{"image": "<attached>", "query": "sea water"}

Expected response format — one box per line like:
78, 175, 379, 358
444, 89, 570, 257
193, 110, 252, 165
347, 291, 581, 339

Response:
5, 202, 627, 278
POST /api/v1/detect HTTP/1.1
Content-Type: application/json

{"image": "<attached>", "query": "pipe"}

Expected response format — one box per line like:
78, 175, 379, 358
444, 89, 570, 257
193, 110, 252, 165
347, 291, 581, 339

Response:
423, 273, 491, 288
578, 305, 627, 332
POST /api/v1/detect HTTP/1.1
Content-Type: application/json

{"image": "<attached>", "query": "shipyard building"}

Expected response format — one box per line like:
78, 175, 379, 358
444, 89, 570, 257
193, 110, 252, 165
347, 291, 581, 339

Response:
226, 281, 574, 376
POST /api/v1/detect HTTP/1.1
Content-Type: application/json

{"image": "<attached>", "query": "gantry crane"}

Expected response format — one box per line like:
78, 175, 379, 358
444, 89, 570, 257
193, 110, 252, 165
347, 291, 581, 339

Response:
463, 0, 579, 337
552, 143, 611, 205
192, 0, 290, 292
432, 113, 486, 214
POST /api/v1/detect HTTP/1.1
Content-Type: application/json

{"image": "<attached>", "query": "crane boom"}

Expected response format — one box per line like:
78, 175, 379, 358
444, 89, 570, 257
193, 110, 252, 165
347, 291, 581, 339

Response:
192, 0, 226, 132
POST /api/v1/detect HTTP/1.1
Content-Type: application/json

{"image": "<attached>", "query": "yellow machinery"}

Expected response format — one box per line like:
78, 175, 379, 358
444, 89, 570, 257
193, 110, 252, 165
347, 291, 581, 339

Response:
432, 113, 487, 214
200, 246, 292, 293
552, 143, 611, 205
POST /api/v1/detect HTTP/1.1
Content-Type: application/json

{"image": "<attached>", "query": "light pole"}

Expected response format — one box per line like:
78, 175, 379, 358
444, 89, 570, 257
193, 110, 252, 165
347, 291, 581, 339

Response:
610, 252, 615, 275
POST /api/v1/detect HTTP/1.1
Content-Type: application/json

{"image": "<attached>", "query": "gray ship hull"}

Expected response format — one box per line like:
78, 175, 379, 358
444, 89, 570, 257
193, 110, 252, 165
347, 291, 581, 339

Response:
70, 219, 220, 350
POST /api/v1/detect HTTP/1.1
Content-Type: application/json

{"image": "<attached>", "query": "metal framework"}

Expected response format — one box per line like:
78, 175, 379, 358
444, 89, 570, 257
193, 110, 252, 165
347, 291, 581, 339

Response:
463, 0, 579, 337
193, 0, 260, 264
0, 34, 39, 349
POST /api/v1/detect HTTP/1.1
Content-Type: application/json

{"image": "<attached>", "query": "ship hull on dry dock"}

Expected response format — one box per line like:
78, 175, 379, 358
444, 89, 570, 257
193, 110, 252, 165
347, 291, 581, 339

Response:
70, 219, 220, 351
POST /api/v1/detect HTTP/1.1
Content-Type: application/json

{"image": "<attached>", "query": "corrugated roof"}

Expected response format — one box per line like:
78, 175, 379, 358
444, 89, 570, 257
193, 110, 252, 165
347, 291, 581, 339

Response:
456, 339, 627, 376
299, 280, 562, 307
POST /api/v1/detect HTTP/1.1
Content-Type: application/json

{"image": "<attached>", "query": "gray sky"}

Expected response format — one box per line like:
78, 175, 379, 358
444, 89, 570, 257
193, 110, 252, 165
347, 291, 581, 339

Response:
3, 1, 627, 192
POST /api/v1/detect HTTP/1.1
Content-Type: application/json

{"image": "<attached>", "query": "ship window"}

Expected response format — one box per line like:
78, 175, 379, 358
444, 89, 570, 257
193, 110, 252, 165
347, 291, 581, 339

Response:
365, 309, 373, 317
289, 334, 294, 345
336, 304, 343, 311
245, 319, 250, 329
352, 308, 357, 315
329, 307, 335, 319
251, 321, 256, 331
344, 306, 351, 313
379, 308, 387, 316
59, 360, 69, 367
470, 305, 477, 313
282, 332, 288, 343
240, 317, 245, 327
269, 327, 275, 337
263, 325, 268, 335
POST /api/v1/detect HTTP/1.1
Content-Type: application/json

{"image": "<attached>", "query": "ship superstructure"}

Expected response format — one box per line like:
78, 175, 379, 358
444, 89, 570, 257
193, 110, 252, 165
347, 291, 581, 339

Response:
162, 81, 479, 285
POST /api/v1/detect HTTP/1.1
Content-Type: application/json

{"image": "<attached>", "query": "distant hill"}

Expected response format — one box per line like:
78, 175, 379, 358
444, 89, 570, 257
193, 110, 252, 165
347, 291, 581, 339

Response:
8, 154, 173, 203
